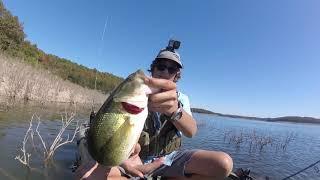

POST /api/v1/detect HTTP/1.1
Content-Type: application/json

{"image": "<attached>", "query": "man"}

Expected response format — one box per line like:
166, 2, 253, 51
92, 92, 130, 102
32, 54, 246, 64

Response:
76, 40, 233, 180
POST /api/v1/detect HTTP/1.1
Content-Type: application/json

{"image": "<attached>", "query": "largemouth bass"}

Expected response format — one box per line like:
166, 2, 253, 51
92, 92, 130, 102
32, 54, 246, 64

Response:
87, 70, 152, 166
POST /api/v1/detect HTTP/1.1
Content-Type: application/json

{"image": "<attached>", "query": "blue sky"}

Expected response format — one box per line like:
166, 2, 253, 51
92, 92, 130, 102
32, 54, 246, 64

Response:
4, 0, 320, 118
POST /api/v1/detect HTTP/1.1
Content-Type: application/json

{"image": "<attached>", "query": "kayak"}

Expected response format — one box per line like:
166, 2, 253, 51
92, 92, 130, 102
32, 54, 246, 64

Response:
73, 122, 265, 180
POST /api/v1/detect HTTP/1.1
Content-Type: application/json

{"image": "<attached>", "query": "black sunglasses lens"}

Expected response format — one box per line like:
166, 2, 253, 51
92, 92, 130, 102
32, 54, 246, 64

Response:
156, 64, 166, 71
156, 64, 178, 74
168, 67, 178, 74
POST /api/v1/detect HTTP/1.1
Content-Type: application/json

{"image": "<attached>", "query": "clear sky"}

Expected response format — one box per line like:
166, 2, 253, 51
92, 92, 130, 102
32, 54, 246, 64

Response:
4, 0, 320, 118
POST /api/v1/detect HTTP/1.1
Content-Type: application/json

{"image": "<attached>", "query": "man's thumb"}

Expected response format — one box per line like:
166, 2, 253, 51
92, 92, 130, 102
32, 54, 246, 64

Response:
138, 157, 165, 174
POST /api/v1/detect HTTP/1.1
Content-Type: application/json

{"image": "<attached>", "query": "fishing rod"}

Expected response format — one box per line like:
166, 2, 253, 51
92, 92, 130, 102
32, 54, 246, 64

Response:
281, 159, 320, 180
228, 158, 320, 180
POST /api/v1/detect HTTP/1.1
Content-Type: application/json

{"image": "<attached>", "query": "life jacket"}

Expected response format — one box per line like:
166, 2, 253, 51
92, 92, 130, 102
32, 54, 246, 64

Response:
138, 111, 182, 160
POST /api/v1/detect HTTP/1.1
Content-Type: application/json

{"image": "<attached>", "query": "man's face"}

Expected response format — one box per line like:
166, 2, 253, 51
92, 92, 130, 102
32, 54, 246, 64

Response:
152, 59, 180, 81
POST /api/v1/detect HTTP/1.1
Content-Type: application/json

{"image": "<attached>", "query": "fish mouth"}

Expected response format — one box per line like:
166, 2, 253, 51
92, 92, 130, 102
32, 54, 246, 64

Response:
121, 102, 144, 114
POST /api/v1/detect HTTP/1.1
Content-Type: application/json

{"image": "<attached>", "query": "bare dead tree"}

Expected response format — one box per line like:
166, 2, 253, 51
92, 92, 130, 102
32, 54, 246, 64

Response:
34, 111, 80, 164
15, 111, 80, 167
222, 128, 296, 153
14, 115, 34, 168
281, 132, 296, 151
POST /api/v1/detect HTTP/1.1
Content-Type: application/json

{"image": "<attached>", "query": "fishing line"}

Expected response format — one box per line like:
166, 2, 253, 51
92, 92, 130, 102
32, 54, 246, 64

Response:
98, 16, 109, 56
91, 16, 110, 113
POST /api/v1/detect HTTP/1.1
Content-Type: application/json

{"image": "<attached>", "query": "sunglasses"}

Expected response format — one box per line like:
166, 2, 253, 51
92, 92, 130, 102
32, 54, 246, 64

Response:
155, 64, 179, 74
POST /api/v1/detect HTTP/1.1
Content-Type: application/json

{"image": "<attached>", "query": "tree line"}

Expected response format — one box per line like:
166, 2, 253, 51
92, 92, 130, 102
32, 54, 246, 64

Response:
0, 1, 123, 94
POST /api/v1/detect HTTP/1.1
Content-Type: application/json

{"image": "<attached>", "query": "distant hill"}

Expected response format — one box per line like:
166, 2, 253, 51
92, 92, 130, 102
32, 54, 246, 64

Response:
191, 108, 216, 114
191, 108, 320, 124
270, 116, 320, 124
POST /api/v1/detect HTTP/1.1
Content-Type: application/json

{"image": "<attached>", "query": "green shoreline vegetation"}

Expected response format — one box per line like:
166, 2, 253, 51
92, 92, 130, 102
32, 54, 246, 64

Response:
1, 1, 319, 125
0, 1, 122, 108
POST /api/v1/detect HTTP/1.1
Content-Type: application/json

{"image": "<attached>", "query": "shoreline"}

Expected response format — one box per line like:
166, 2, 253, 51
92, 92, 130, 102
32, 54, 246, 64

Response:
2, 54, 318, 125
192, 108, 320, 125
0, 98, 103, 113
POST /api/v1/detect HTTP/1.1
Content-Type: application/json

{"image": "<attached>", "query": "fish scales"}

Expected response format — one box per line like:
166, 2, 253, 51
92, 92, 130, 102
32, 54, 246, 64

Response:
87, 70, 151, 166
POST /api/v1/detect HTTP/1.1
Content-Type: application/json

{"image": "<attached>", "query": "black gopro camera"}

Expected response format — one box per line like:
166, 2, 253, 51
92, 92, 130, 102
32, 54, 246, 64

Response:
166, 39, 181, 52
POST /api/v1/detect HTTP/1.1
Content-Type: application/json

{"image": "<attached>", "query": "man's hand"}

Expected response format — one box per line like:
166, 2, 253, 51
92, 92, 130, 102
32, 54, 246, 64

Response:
120, 154, 164, 178
120, 143, 164, 178
145, 77, 179, 116
144, 77, 198, 138
75, 143, 164, 179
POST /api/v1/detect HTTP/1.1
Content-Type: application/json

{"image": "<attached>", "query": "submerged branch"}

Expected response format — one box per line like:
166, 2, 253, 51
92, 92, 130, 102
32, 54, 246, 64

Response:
44, 111, 80, 163
15, 111, 80, 168
35, 115, 48, 157
14, 115, 34, 168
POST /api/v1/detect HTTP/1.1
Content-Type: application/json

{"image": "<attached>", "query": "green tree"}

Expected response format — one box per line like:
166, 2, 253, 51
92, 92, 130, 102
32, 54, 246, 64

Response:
0, 1, 25, 56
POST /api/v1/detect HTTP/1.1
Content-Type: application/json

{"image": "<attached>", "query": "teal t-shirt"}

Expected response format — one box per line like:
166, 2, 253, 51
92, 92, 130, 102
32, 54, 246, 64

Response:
177, 91, 192, 116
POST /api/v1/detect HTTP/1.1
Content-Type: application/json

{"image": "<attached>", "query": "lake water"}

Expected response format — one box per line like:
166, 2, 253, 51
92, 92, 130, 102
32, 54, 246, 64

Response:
0, 105, 319, 180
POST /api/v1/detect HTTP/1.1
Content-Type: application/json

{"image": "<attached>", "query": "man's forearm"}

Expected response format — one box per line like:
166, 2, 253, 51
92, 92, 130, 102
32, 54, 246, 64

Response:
171, 109, 197, 138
